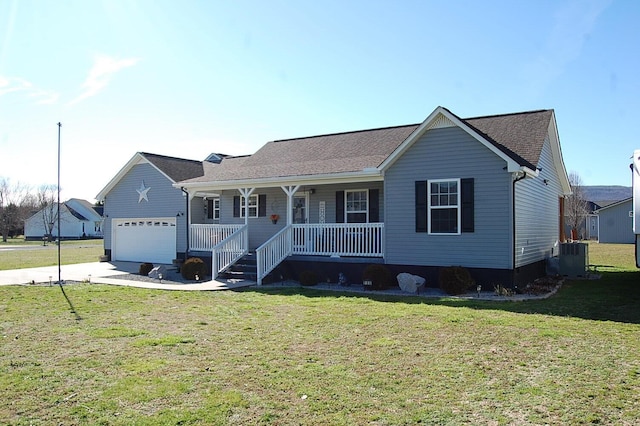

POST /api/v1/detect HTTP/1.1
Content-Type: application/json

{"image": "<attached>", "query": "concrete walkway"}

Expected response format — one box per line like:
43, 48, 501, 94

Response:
0, 261, 254, 291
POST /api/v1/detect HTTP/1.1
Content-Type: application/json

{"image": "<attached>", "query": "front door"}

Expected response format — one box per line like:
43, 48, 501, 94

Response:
293, 194, 309, 251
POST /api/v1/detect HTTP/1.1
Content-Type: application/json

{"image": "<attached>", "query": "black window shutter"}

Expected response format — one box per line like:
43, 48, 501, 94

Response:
233, 196, 240, 218
461, 178, 474, 233
207, 199, 214, 219
369, 189, 379, 223
415, 181, 427, 232
258, 194, 267, 217
336, 191, 345, 223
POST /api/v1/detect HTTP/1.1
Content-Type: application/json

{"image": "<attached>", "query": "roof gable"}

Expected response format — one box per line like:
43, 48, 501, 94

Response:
96, 152, 203, 200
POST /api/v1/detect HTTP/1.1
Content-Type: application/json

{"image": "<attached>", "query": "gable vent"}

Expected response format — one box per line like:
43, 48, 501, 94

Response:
427, 114, 455, 130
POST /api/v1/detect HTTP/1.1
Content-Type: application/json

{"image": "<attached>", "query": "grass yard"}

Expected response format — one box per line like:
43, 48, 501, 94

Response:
1, 243, 639, 425
0, 239, 103, 270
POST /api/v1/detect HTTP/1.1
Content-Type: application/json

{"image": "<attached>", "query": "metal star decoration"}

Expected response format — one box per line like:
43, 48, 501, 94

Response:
136, 181, 150, 203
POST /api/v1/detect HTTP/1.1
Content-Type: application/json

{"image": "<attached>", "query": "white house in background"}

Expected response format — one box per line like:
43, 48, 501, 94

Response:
24, 198, 103, 241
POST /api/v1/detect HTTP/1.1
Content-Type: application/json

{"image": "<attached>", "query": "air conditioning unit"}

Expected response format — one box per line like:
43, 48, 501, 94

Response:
559, 243, 589, 277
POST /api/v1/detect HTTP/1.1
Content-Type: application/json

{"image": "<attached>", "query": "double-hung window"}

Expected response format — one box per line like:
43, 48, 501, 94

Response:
241, 195, 258, 218
345, 190, 368, 223
207, 198, 220, 220
428, 179, 460, 234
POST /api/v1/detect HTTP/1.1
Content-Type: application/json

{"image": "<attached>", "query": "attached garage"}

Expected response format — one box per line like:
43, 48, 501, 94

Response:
112, 218, 176, 264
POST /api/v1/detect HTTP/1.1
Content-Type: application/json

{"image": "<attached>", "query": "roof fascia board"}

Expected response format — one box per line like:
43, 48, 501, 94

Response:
547, 112, 572, 195
176, 170, 383, 192
379, 106, 523, 173
595, 197, 633, 212
95, 153, 177, 200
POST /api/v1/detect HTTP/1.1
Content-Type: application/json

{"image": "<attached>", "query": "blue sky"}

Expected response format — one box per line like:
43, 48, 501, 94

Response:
1, 0, 637, 202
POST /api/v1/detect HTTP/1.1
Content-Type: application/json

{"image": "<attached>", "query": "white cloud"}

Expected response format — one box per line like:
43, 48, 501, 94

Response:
0, 75, 58, 104
68, 54, 140, 105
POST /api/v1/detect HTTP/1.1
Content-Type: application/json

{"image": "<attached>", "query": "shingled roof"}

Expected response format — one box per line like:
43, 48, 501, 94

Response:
140, 152, 204, 182
463, 109, 553, 171
180, 108, 555, 186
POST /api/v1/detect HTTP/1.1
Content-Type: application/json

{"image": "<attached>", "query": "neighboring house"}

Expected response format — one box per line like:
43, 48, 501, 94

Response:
166, 106, 571, 287
24, 198, 103, 240
95, 152, 205, 264
596, 198, 634, 243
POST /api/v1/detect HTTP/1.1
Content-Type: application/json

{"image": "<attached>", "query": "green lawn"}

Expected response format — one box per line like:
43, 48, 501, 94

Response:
0, 238, 103, 270
0, 243, 639, 425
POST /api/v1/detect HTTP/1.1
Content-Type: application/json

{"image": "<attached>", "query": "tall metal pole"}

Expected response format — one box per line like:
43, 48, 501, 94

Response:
57, 122, 61, 285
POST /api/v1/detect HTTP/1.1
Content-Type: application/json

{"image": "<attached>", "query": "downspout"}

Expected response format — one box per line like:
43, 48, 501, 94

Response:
181, 187, 189, 259
512, 171, 527, 278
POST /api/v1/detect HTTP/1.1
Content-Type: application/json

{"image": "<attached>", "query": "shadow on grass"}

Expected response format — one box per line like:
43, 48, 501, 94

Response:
244, 270, 640, 325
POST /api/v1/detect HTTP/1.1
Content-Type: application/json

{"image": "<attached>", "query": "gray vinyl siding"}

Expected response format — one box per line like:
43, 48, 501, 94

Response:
598, 200, 634, 243
218, 183, 384, 250
103, 163, 187, 254
385, 126, 513, 269
514, 137, 562, 267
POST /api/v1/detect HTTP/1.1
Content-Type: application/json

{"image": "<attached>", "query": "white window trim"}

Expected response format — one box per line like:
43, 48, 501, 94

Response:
241, 194, 259, 218
428, 178, 461, 235
345, 189, 368, 223
213, 198, 220, 220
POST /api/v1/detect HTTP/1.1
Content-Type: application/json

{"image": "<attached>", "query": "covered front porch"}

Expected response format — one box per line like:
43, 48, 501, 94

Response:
184, 183, 385, 285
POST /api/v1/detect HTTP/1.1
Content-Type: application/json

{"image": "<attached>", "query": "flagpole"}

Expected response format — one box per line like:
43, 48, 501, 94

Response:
57, 122, 61, 285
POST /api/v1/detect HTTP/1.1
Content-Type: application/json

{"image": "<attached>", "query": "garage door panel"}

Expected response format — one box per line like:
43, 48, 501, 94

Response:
113, 219, 176, 264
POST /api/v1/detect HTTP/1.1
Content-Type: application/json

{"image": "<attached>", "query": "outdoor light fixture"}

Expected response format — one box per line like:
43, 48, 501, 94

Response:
477, 284, 482, 298
158, 273, 163, 283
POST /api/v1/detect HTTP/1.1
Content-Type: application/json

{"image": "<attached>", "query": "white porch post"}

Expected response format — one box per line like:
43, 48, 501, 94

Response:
281, 185, 300, 225
238, 188, 255, 250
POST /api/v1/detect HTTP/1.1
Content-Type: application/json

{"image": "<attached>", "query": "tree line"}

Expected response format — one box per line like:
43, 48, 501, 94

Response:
0, 178, 60, 242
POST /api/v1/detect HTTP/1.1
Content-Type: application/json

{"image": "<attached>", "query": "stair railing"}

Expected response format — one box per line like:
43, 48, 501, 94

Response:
256, 225, 292, 285
212, 224, 249, 279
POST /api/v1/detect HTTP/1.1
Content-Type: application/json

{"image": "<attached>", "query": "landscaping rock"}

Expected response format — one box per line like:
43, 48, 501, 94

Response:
397, 273, 426, 293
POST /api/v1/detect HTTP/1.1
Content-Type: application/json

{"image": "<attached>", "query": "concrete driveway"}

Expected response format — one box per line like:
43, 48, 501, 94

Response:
0, 261, 255, 291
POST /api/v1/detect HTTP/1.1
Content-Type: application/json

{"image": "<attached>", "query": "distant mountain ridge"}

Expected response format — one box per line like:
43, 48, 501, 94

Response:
582, 186, 631, 206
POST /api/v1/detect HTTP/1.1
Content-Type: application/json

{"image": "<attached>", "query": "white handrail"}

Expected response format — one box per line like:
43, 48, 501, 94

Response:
190, 224, 244, 251
256, 225, 292, 286
291, 223, 384, 257
211, 225, 248, 279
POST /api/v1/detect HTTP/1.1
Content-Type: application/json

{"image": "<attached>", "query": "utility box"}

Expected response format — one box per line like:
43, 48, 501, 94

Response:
559, 243, 589, 277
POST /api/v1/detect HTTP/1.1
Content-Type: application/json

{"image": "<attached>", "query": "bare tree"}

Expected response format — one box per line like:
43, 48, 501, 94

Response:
566, 171, 589, 240
36, 184, 60, 241
0, 178, 30, 242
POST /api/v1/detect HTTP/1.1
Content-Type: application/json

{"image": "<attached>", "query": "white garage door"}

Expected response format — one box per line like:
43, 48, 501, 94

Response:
112, 218, 176, 264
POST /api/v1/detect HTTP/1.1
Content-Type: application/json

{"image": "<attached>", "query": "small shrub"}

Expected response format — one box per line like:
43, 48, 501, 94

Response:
299, 270, 318, 286
139, 262, 154, 276
438, 266, 474, 295
362, 264, 394, 290
181, 257, 207, 280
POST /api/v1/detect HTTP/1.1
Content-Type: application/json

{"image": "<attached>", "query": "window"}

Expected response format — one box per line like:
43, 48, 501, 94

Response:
213, 198, 220, 220
241, 194, 258, 218
208, 198, 220, 220
346, 190, 368, 223
428, 179, 460, 234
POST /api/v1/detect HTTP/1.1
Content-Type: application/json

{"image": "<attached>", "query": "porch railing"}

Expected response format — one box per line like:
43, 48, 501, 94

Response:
211, 225, 248, 280
291, 223, 384, 257
256, 225, 293, 286
255, 223, 384, 285
190, 224, 244, 251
